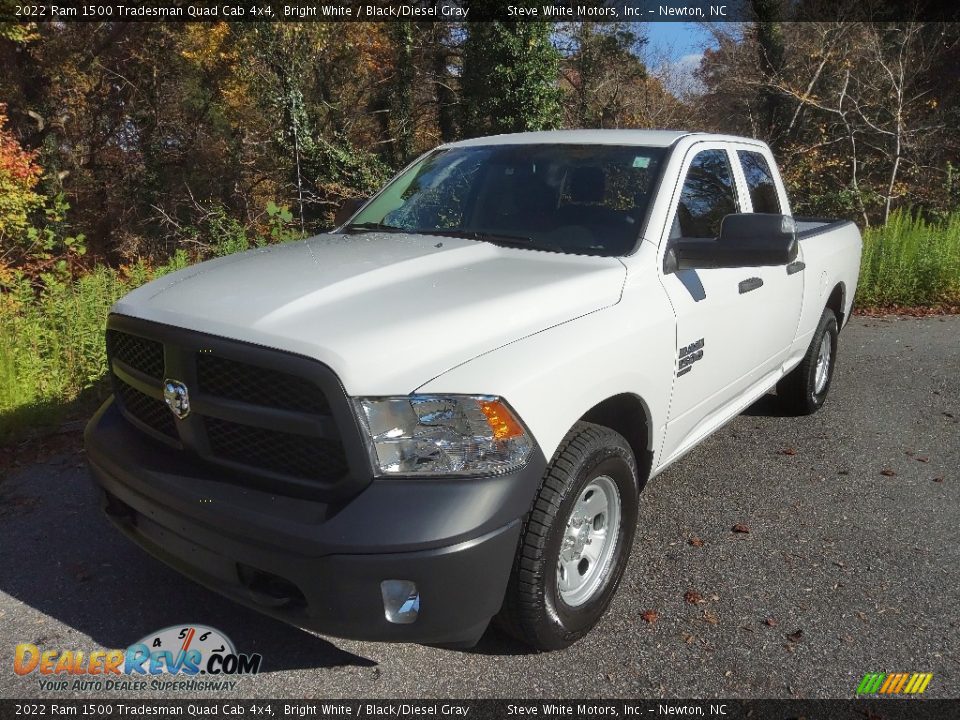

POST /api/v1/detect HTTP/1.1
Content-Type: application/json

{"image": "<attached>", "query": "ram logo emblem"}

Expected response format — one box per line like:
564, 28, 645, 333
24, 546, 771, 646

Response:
163, 379, 191, 420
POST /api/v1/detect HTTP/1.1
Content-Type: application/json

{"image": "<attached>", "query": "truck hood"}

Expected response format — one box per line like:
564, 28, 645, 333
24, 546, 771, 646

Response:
113, 232, 626, 394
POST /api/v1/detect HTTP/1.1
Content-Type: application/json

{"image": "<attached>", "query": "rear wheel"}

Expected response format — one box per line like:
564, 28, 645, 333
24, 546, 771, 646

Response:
778, 308, 839, 415
496, 422, 639, 650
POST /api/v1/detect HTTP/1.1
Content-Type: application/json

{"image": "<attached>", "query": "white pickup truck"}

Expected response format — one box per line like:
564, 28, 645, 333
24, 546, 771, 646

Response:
86, 130, 862, 651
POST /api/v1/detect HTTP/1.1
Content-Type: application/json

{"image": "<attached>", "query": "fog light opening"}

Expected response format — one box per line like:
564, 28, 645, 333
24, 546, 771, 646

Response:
381, 580, 420, 624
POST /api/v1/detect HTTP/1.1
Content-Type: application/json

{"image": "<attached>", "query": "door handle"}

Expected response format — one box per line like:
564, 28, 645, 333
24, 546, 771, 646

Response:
738, 277, 763, 294
786, 260, 805, 275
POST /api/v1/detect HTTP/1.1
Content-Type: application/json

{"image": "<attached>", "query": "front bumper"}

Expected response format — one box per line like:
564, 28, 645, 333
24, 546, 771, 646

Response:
85, 398, 546, 645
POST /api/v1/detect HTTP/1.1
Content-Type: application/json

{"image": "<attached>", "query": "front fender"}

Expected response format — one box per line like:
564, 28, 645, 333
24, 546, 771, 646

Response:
415, 282, 676, 467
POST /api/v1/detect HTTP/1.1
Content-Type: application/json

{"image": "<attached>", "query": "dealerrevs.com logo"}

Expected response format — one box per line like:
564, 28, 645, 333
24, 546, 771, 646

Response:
13, 624, 262, 692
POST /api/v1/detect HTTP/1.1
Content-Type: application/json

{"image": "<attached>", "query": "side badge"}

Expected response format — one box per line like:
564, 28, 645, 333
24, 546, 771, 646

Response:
678, 338, 705, 377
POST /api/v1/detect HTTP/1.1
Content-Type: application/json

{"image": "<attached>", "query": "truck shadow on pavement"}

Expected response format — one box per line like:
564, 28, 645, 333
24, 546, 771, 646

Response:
0, 451, 377, 672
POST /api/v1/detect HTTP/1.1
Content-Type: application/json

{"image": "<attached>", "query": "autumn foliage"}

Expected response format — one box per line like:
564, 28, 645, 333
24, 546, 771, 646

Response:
0, 103, 42, 239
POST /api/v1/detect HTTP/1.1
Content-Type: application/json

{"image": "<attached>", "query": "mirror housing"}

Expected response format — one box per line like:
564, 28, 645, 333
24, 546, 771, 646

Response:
670, 213, 798, 271
334, 197, 367, 227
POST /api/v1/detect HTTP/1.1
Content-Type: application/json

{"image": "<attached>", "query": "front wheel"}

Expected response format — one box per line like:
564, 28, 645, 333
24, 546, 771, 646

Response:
778, 308, 839, 415
496, 422, 639, 651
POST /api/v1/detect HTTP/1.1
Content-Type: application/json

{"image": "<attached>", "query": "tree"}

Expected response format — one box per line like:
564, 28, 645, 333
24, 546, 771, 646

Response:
460, 17, 562, 137
557, 22, 649, 129
696, 19, 959, 224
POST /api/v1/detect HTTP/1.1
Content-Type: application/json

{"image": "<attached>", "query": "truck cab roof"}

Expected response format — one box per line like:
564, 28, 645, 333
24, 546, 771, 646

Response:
444, 129, 767, 149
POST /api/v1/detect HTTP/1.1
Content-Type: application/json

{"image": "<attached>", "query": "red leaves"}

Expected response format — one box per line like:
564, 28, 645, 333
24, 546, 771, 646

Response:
732, 523, 751, 534
779, 447, 798, 456
0, 104, 42, 186
763, 617, 778, 627
786, 629, 804, 643
641, 609, 659, 624
688, 536, 705, 547
684, 590, 704, 605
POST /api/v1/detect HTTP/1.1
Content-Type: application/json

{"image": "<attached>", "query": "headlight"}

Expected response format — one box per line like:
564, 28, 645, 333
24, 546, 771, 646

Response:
352, 395, 533, 477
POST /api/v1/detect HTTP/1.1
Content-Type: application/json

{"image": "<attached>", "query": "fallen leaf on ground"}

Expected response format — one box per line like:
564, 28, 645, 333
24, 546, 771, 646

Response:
703, 611, 719, 625
880, 469, 897, 477
779, 448, 798, 456
786, 629, 804, 642
732, 523, 751, 534
641, 609, 659, 624
916, 456, 929, 463
688, 536, 704, 547
71, 563, 92, 583
684, 590, 703, 604
764, 617, 778, 627
932, 477, 944, 483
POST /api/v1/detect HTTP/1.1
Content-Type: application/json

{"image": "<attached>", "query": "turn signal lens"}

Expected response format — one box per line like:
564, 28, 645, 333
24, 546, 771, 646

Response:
480, 399, 525, 440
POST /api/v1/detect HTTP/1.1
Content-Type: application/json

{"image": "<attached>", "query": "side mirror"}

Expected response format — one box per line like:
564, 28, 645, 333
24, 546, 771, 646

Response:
334, 197, 367, 227
670, 213, 798, 271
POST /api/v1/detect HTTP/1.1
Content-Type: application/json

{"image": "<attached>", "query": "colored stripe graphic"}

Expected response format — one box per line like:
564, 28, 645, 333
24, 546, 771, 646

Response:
857, 672, 932, 695
856, 673, 884, 694
904, 674, 921, 693
879, 674, 896, 693
892, 673, 909, 693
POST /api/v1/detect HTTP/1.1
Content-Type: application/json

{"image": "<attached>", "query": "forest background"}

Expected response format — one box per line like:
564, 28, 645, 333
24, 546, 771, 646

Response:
1, 8, 958, 439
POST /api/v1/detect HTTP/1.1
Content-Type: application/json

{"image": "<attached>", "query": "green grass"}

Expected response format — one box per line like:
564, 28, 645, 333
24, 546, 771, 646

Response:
1, 211, 958, 445
857, 211, 960, 308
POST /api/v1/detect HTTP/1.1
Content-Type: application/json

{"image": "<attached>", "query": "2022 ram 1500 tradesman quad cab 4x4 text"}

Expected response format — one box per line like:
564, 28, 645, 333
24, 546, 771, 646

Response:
86, 130, 862, 650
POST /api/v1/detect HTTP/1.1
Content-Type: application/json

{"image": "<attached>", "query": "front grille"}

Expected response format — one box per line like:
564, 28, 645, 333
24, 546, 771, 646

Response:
115, 381, 178, 440
107, 329, 164, 379
197, 355, 329, 414
206, 418, 348, 481
105, 322, 354, 496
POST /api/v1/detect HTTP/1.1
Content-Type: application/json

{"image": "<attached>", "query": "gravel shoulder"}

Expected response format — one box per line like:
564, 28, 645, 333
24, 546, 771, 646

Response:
0, 316, 957, 699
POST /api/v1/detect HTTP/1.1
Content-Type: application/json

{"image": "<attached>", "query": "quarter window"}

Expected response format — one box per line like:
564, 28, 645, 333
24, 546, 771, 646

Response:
738, 150, 781, 214
671, 149, 738, 238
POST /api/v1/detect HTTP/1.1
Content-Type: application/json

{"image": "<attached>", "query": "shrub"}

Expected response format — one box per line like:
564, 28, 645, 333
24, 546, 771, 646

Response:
857, 211, 960, 308
0, 202, 300, 443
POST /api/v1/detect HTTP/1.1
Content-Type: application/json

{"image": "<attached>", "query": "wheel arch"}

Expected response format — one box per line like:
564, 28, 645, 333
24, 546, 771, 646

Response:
826, 282, 846, 328
578, 393, 653, 488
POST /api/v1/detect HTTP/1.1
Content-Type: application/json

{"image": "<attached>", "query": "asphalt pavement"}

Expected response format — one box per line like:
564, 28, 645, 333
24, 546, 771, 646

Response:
0, 315, 957, 699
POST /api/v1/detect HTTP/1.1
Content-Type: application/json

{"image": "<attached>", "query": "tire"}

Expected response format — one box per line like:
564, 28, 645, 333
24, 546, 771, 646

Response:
777, 308, 839, 415
496, 422, 639, 651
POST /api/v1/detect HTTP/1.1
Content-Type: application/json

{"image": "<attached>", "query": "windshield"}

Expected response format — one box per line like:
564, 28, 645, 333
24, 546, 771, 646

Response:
346, 144, 667, 256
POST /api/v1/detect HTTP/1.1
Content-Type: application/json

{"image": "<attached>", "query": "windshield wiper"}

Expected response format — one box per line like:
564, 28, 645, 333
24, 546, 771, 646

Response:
343, 221, 405, 233
413, 229, 536, 246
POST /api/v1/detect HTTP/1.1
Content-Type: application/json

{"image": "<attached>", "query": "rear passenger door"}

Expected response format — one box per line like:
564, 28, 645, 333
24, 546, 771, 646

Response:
732, 145, 804, 366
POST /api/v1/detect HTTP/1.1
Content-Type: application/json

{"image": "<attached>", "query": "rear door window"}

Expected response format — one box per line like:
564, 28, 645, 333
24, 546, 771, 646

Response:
737, 150, 781, 214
